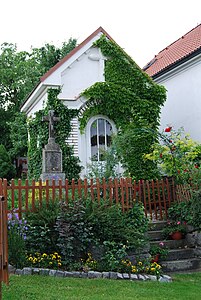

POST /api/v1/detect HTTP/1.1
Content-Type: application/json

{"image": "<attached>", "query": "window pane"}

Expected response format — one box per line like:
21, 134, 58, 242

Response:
98, 119, 105, 146
106, 120, 112, 147
90, 118, 114, 162
91, 120, 98, 161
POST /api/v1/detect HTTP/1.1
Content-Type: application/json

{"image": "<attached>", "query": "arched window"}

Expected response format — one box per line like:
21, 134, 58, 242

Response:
90, 118, 113, 161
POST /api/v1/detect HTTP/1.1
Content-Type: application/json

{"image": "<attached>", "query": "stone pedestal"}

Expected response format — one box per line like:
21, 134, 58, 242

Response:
40, 138, 65, 184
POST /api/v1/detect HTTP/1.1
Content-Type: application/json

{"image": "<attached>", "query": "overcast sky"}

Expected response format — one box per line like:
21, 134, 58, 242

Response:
1, 0, 201, 68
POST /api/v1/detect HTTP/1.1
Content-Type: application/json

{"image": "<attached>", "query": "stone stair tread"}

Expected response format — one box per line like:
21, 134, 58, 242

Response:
160, 257, 201, 272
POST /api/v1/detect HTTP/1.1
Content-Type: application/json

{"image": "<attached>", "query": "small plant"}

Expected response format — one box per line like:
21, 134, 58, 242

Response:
149, 242, 168, 259
99, 241, 128, 272
81, 252, 98, 272
25, 201, 59, 254
27, 252, 62, 269
162, 220, 187, 239
7, 211, 28, 268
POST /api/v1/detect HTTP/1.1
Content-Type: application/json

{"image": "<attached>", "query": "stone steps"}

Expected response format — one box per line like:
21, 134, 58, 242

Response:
161, 258, 201, 273
165, 248, 196, 261
150, 238, 187, 249
148, 221, 201, 273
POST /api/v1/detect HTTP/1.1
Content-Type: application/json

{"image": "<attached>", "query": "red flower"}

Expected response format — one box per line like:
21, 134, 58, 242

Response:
177, 170, 180, 174
169, 139, 173, 143
195, 164, 199, 169
164, 127, 172, 132
184, 169, 188, 172
160, 153, 163, 158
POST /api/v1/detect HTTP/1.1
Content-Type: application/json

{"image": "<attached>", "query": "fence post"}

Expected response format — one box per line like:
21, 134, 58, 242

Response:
0, 194, 9, 300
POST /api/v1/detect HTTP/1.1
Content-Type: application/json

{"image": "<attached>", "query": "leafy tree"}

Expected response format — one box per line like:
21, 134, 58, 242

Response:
0, 38, 77, 168
0, 144, 15, 179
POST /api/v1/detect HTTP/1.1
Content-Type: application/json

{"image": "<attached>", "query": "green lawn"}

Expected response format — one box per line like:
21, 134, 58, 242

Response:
2, 273, 201, 300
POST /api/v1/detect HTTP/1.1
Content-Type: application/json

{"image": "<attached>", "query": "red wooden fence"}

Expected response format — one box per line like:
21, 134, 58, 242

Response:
0, 176, 185, 221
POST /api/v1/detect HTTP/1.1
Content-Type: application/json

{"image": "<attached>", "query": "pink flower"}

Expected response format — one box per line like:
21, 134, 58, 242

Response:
177, 221, 181, 225
159, 242, 164, 247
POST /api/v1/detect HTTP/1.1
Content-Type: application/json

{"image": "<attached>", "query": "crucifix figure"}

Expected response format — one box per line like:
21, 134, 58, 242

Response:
42, 110, 60, 139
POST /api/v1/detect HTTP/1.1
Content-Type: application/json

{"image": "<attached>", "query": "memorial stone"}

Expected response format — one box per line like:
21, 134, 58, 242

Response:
40, 110, 65, 184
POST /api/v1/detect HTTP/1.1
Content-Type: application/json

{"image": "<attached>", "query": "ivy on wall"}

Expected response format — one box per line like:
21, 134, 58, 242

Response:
79, 35, 166, 179
28, 89, 81, 180
28, 35, 166, 181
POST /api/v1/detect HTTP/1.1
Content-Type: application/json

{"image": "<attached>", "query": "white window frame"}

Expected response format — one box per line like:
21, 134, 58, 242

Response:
86, 115, 116, 164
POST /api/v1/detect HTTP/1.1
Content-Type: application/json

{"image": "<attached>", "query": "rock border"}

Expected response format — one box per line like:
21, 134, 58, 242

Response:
9, 266, 172, 282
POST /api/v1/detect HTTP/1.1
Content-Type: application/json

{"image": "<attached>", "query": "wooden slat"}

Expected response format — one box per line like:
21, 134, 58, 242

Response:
146, 180, 152, 219
156, 179, 163, 220
18, 179, 22, 219
151, 180, 158, 220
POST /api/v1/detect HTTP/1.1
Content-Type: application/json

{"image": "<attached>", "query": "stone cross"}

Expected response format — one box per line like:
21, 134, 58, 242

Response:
42, 110, 60, 139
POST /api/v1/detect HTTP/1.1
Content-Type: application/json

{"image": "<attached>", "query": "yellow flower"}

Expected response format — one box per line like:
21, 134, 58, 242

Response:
138, 262, 142, 266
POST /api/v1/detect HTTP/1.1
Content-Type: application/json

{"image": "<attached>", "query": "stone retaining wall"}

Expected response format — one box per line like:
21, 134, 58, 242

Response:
9, 266, 172, 282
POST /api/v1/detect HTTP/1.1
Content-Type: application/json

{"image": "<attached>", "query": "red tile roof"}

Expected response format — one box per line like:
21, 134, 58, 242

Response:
144, 23, 201, 77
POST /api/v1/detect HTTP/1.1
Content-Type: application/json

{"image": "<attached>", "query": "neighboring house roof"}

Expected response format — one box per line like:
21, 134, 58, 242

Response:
143, 23, 201, 78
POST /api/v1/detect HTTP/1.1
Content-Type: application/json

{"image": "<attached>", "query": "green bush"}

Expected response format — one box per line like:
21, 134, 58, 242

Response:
86, 200, 148, 250
25, 201, 59, 254
189, 190, 201, 230
8, 212, 27, 268
167, 201, 192, 224
55, 200, 94, 269
0, 144, 16, 179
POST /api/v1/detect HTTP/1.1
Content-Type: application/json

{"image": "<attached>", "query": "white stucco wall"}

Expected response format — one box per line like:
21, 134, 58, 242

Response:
59, 47, 105, 100
156, 56, 201, 141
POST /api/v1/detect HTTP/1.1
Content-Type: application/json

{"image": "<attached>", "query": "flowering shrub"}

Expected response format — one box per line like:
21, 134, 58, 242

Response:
81, 252, 98, 272
162, 220, 187, 239
145, 127, 201, 184
8, 211, 28, 268
149, 242, 168, 259
81, 253, 163, 278
27, 252, 62, 269
121, 260, 162, 278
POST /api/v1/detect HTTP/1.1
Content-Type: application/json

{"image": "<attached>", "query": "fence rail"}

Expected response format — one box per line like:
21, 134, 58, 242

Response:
0, 176, 187, 221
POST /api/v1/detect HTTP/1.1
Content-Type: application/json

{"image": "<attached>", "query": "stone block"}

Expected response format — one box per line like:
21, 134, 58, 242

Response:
56, 271, 65, 277
71, 271, 81, 278
8, 264, 16, 274
138, 274, 146, 280
102, 272, 110, 279
49, 269, 57, 276
64, 271, 73, 277
15, 269, 23, 275
39, 269, 50, 276
117, 273, 124, 280
23, 268, 32, 275
122, 273, 130, 279
80, 272, 88, 278
147, 275, 157, 281
130, 274, 138, 280
32, 268, 40, 275
109, 272, 117, 279
93, 272, 102, 278
160, 275, 172, 282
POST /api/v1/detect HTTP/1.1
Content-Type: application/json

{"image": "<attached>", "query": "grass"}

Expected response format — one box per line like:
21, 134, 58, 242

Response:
2, 272, 201, 300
